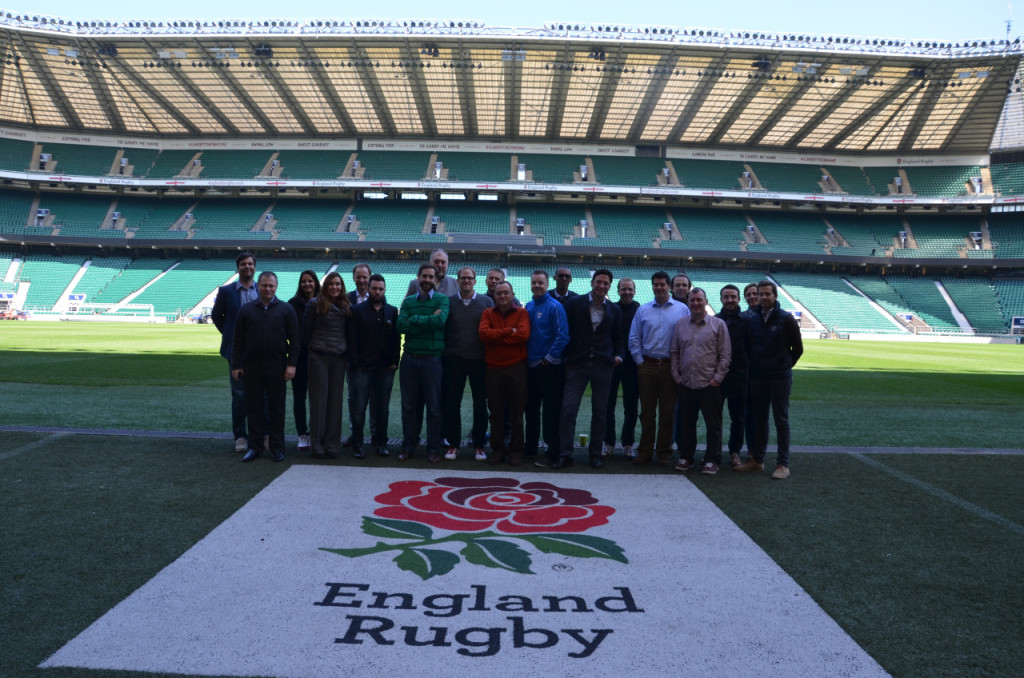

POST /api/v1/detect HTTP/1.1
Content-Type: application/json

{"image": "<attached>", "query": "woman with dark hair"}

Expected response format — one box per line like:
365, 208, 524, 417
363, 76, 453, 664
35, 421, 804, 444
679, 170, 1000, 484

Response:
288, 270, 320, 454
303, 271, 352, 459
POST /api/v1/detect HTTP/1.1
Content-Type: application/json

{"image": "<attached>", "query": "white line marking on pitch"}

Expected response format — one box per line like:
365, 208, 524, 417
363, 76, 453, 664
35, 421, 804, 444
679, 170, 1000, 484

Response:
0, 433, 67, 461
851, 453, 1024, 538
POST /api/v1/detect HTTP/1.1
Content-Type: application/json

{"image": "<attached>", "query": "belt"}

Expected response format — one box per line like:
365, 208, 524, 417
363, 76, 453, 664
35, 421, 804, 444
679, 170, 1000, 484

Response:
642, 356, 671, 365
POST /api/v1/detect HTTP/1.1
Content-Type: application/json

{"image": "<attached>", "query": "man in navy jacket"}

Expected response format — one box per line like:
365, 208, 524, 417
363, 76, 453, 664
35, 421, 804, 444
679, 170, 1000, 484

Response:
736, 280, 803, 479
212, 252, 258, 452
553, 268, 624, 470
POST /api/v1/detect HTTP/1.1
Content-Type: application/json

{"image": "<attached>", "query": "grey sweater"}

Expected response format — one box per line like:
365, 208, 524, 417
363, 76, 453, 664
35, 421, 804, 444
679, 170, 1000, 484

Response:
444, 292, 494, 360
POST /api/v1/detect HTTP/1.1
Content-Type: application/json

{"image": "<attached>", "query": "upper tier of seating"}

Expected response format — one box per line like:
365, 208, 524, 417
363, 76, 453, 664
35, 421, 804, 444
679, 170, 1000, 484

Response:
0, 136, 1016, 199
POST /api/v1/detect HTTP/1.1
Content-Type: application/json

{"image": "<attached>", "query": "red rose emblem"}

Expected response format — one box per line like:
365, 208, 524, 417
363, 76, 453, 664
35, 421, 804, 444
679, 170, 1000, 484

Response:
373, 477, 615, 534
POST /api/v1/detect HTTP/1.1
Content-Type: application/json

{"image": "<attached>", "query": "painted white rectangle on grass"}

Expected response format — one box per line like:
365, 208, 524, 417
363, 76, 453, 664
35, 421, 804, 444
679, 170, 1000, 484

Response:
43, 466, 888, 678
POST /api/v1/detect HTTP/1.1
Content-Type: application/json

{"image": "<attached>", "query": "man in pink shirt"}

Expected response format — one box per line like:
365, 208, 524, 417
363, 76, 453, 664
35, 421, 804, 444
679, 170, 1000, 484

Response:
669, 288, 732, 475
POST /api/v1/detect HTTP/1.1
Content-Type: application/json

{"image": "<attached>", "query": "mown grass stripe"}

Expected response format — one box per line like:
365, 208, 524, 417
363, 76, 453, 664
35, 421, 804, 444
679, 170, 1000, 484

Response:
0, 433, 67, 461
852, 452, 1024, 538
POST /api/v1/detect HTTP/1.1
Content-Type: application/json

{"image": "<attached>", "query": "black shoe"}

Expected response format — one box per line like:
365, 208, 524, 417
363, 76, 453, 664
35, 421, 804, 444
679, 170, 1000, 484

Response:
271, 450, 285, 463
589, 457, 603, 469
550, 457, 574, 470
341, 436, 353, 448
242, 449, 260, 463
376, 444, 390, 457
352, 448, 365, 459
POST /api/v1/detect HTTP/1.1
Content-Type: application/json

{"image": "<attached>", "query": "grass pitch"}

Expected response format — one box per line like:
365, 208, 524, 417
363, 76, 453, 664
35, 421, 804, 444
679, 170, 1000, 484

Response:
1, 323, 1023, 677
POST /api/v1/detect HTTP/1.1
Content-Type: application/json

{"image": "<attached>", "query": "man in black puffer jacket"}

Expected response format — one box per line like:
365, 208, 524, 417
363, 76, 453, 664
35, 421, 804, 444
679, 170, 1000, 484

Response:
735, 279, 803, 479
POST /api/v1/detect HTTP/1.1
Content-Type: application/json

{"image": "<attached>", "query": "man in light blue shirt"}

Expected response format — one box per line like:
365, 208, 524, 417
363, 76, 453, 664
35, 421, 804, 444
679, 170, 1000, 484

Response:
627, 270, 690, 466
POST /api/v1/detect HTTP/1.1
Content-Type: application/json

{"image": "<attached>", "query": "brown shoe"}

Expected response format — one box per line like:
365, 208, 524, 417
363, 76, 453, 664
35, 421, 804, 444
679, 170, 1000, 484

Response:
734, 459, 764, 472
632, 456, 652, 466
729, 453, 741, 468
488, 454, 506, 466
771, 465, 791, 479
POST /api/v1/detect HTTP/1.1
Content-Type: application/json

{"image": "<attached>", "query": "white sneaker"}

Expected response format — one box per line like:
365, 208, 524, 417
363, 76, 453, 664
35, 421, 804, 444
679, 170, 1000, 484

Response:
444, 447, 458, 460
475, 448, 487, 461
623, 444, 635, 459
235, 437, 247, 453
601, 443, 612, 458
298, 434, 310, 451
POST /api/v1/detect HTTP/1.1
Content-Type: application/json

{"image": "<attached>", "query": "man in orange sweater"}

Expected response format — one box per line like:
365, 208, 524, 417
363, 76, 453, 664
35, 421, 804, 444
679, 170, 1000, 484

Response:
478, 281, 530, 466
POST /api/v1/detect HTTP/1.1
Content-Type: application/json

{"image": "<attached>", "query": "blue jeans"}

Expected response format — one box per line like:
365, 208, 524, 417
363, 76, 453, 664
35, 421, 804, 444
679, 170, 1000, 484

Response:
349, 366, 396, 447
399, 354, 444, 455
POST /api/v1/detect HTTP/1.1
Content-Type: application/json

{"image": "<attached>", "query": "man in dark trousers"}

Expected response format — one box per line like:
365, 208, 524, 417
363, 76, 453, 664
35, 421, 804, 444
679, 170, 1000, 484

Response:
231, 271, 299, 463
443, 266, 494, 461
736, 280, 804, 479
212, 252, 258, 453
348, 274, 400, 458
716, 284, 751, 468
554, 268, 623, 470
603, 277, 640, 459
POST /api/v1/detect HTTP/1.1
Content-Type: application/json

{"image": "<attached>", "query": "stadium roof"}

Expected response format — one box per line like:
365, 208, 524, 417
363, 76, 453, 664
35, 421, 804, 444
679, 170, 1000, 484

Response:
1, 15, 1021, 154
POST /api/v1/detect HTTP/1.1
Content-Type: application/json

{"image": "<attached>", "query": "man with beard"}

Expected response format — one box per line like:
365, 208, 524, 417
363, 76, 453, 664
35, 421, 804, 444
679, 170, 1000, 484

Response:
397, 263, 449, 462
212, 252, 259, 453
603, 278, 640, 459
716, 285, 752, 468
348, 274, 400, 458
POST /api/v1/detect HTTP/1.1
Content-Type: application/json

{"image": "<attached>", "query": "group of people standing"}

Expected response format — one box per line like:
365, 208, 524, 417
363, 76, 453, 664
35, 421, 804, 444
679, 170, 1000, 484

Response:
213, 249, 802, 479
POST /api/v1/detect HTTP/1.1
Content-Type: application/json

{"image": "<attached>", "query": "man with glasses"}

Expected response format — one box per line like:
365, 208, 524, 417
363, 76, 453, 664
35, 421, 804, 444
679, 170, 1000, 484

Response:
443, 266, 493, 461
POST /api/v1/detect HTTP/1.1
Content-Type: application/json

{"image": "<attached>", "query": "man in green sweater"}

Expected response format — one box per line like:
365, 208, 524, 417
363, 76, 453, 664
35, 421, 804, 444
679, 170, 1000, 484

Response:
397, 262, 450, 462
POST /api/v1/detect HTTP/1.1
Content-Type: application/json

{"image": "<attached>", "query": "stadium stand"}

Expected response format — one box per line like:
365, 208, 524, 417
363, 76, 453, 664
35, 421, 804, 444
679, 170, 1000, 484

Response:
513, 203, 587, 244
194, 151, 272, 180
824, 213, 900, 256
662, 209, 746, 252
39, 143, 118, 176
993, 279, 1024, 328
89, 258, 171, 307
746, 212, 830, 255
275, 151, 352, 180
747, 163, 824, 194
437, 152, 512, 183
770, 271, 902, 333
905, 165, 982, 197
69, 257, 133, 301
0, 190, 38, 235
38, 193, 121, 239
271, 201, 357, 241
896, 214, 979, 258
671, 159, 751, 191
349, 201, 441, 242
989, 162, 1024, 196
866, 276, 960, 330
940, 277, 1008, 332
123, 258, 236, 319
590, 157, 670, 187
0, 138, 37, 172
355, 152, 434, 181
19, 254, 85, 310
516, 154, 590, 184
578, 205, 665, 249
433, 203, 510, 236
820, 166, 874, 196
146, 150, 205, 179
188, 201, 273, 240
987, 213, 1024, 258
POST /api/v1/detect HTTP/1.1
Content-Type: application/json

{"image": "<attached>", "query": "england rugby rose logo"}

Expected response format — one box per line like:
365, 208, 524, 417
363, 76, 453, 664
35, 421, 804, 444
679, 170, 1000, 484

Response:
321, 477, 626, 579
